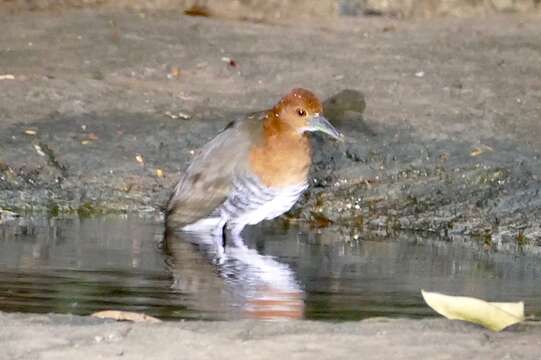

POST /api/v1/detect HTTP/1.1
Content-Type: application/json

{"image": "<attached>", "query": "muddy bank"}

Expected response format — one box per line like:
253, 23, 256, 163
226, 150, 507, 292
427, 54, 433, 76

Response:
1, 311, 541, 359
0, 10, 540, 251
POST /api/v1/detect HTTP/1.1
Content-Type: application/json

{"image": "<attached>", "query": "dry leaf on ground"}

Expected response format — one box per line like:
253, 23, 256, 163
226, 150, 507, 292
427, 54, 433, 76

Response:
422, 290, 524, 331
135, 154, 144, 164
470, 144, 494, 156
91, 310, 161, 323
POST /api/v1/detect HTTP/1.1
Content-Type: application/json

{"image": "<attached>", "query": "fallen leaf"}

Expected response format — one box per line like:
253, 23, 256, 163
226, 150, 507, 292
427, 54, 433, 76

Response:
177, 111, 191, 120
0, 210, 19, 224
164, 111, 177, 119
470, 145, 494, 157
123, 183, 134, 193
87, 132, 98, 141
156, 168, 164, 177
309, 211, 333, 228
164, 111, 191, 120
422, 290, 524, 331
167, 66, 181, 79
221, 57, 237, 67
184, 4, 210, 17
135, 154, 144, 165
91, 310, 161, 323
438, 152, 449, 162
33, 144, 46, 157
0, 208, 19, 218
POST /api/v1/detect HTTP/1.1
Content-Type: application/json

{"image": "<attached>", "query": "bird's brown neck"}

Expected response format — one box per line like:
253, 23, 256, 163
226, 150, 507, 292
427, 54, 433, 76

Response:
248, 113, 311, 188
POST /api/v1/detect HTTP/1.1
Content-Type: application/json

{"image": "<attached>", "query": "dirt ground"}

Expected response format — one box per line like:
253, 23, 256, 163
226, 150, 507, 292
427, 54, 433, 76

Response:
1, 311, 540, 360
2, 0, 541, 19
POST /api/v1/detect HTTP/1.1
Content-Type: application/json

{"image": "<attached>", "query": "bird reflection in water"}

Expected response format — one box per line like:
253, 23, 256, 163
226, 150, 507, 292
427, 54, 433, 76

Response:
163, 229, 304, 320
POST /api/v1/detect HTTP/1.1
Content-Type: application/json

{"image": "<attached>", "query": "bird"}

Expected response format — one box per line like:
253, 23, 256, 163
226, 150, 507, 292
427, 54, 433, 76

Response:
165, 88, 342, 242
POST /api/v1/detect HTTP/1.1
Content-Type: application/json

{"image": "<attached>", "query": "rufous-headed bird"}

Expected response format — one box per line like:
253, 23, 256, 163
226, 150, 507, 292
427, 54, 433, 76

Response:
166, 88, 342, 241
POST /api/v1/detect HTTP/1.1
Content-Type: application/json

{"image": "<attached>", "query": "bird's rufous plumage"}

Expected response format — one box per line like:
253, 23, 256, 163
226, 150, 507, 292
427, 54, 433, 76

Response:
166, 88, 341, 236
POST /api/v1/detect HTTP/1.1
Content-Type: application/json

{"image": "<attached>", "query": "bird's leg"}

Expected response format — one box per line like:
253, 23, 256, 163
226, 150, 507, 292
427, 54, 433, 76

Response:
221, 223, 246, 249
222, 223, 246, 249
221, 223, 228, 248
228, 225, 246, 249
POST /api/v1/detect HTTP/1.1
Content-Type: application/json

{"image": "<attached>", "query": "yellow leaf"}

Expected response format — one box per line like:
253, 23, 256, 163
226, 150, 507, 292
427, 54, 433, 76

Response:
155, 168, 164, 177
470, 144, 493, 157
91, 310, 161, 323
168, 66, 181, 79
422, 290, 524, 332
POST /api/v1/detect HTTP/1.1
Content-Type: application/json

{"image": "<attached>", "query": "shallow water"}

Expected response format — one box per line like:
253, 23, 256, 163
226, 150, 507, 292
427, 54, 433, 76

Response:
0, 215, 540, 321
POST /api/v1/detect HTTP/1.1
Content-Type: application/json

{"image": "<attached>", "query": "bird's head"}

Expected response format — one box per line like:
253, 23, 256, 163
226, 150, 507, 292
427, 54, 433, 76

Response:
273, 88, 343, 140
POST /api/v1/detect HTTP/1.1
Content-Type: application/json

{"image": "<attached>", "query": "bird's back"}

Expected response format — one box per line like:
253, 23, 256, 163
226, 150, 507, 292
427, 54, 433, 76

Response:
166, 114, 263, 228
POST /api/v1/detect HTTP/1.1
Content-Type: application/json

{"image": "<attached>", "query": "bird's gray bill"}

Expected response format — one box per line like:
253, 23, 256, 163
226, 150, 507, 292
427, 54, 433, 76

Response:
309, 115, 344, 141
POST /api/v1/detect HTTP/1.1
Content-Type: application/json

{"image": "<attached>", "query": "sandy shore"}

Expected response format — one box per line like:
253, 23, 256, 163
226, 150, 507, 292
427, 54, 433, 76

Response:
1, 312, 540, 359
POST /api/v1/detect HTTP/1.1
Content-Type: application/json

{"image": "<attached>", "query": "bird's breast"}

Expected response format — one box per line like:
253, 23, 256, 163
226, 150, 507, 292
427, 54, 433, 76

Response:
248, 134, 311, 188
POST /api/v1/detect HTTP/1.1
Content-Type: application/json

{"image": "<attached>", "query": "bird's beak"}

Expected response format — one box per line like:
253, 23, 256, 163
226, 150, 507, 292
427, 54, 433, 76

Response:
308, 114, 344, 141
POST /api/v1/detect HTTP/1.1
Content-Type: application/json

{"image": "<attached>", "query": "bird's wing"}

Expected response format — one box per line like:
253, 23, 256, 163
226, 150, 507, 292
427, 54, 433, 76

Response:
166, 114, 263, 228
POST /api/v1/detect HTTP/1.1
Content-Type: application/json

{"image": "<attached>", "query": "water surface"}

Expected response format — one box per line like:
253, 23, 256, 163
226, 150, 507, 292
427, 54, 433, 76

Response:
0, 215, 540, 321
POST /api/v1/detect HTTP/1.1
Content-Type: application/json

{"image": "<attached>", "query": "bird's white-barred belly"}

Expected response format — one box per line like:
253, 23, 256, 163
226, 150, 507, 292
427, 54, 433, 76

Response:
181, 174, 307, 234
224, 174, 306, 233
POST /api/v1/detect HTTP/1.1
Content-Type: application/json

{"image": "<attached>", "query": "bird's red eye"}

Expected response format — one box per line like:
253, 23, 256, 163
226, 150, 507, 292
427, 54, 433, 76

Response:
297, 108, 306, 117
